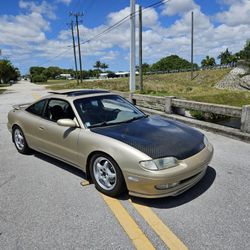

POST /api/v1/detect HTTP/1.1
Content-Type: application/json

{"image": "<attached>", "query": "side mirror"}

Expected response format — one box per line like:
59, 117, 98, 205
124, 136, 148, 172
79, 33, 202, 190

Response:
57, 119, 77, 128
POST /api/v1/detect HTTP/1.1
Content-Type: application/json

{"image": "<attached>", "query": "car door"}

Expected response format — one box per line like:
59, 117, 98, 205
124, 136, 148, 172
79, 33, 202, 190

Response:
36, 98, 82, 166
24, 99, 48, 149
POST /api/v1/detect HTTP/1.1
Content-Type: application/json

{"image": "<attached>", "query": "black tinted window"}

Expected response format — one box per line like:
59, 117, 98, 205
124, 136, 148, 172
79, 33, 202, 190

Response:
44, 99, 75, 122
26, 99, 46, 116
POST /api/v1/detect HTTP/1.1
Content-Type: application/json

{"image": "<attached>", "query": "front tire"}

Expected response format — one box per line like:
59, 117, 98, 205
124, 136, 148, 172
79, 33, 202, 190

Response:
13, 126, 30, 154
90, 154, 126, 197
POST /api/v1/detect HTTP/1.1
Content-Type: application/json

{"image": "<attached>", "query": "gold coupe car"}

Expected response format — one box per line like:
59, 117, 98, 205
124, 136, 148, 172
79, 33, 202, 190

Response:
7, 89, 213, 198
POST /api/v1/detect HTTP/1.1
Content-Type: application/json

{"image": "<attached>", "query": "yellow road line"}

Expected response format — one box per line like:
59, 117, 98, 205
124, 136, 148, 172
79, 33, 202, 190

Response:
102, 195, 155, 250
32, 92, 41, 100
80, 180, 90, 186
130, 200, 188, 250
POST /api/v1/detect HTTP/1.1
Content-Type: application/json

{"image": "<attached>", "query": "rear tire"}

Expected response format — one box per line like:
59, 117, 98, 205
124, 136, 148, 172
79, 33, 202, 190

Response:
12, 126, 31, 154
90, 153, 126, 197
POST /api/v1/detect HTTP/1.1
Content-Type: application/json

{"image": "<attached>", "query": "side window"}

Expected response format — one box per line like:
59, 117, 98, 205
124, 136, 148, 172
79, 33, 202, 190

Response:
44, 99, 75, 122
26, 99, 46, 116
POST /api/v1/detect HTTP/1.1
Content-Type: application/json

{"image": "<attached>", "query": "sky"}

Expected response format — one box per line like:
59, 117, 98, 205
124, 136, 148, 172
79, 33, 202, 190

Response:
0, 0, 250, 74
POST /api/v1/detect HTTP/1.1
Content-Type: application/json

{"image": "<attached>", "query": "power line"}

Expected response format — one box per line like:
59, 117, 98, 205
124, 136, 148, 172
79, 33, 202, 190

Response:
36, 47, 73, 67
78, 0, 170, 46
144, 0, 169, 10
34, 0, 169, 68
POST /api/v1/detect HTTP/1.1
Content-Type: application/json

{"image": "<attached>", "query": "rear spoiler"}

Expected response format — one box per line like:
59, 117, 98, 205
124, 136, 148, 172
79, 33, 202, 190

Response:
12, 103, 31, 110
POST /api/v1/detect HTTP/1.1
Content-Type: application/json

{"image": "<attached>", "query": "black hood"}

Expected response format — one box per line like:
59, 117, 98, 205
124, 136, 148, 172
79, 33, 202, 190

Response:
91, 116, 205, 160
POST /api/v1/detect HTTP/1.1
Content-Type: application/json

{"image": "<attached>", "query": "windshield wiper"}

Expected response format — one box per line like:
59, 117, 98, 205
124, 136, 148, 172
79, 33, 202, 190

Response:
88, 122, 109, 128
124, 114, 148, 123
88, 115, 148, 128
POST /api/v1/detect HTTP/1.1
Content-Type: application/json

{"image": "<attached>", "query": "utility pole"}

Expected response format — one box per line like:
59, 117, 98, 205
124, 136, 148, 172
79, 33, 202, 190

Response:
70, 20, 79, 84
139, 5, 143, 92
130, 0, 136, 93
70, 12, 83, 83
191, 11, 194, 80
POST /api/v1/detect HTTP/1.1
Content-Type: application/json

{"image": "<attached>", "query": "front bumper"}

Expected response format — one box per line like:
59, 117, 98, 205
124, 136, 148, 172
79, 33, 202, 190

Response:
124, 143, 214, 198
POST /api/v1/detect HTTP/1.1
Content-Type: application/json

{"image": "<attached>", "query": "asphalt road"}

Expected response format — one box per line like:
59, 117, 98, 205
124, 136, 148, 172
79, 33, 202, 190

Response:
0, 81, 249, 250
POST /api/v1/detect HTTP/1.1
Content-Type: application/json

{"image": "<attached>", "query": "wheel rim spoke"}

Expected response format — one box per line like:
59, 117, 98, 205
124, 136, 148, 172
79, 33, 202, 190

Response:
14, 129, 24, 150
106, 167, 115, 178
96, 163, 103, 172
93, 157, 117, 191
103, 160, 109, 169
103, 177, 111, 188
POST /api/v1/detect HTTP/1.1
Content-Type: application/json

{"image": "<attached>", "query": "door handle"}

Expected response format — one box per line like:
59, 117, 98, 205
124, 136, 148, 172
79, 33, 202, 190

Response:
39, 126, 44, 130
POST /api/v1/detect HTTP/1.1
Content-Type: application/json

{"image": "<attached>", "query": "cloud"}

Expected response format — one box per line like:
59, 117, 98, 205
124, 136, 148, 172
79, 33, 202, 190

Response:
56, 0, 71, 5
218, 0, 240, 5
107, 5, 159, 29
140, 7, 159, 28
100, 50, 119, 61
162, 0, 198, 16
19, 0, 56, 19
0, 12, 49, 47
216, 0, 250, 26
164, 8, 212, 37
107, 6, 130, 28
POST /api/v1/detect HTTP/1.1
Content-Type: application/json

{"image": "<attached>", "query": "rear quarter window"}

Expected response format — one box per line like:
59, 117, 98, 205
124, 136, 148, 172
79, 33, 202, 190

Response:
26, 99, 46, 116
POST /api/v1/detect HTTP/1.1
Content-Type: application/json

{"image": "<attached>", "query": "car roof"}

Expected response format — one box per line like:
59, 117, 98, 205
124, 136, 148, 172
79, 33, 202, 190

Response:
46, 89, 113, 101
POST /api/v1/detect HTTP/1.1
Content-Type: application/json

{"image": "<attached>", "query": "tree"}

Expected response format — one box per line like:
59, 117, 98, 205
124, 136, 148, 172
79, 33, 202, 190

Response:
136, 63, 150, 74
201, 56, 216, 67
217, 48, 236, 65
31, 74, 47, 83
151, 55, 193, 71
0, 59, 20, 84
236, 40, 250, 61
29, 67, 46, 76
93, 61, 102, 71
43, 66, 62, 79
100, 63, 109, 72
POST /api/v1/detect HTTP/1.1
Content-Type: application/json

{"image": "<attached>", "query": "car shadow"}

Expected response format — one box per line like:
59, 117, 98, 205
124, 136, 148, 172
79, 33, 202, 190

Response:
33, 151, 86, 179
126, 166, 216, 209
32, 151, 216, 208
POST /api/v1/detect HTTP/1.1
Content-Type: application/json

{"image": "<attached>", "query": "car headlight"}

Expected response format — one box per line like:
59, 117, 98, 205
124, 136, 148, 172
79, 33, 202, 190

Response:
203, 135, 209, 146
140, 157, 178, 171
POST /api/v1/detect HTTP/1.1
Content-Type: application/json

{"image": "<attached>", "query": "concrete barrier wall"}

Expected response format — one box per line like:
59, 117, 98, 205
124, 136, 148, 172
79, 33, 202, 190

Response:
171, 99, 242, 117
114, 91, 250, 134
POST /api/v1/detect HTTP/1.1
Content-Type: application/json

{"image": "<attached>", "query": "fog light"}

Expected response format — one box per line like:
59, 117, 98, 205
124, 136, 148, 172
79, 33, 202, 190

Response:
155, 182, 179, 190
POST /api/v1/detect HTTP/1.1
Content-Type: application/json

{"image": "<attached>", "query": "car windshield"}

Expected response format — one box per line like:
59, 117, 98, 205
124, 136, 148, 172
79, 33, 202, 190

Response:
74, 95, 146, 128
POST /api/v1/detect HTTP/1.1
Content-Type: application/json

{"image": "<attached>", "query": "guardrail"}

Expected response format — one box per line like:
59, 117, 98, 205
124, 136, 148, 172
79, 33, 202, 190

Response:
116, 92, 250, 134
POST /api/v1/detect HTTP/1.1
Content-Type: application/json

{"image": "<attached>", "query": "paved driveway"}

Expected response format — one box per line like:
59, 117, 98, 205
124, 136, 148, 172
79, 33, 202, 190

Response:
0, 81, 249, 250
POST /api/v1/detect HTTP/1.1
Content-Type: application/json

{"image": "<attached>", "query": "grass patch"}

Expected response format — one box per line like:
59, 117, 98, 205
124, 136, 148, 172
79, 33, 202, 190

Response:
0, 84, 10, 87
47, 68, 250, 107
0, 89, 6, 94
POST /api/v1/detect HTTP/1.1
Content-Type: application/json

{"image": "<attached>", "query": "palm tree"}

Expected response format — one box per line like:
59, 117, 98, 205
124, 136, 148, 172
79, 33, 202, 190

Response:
201, 56, 216, 67
100, 63, 109, 72
93, 61, 102, 71
218, 49, 232, 65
